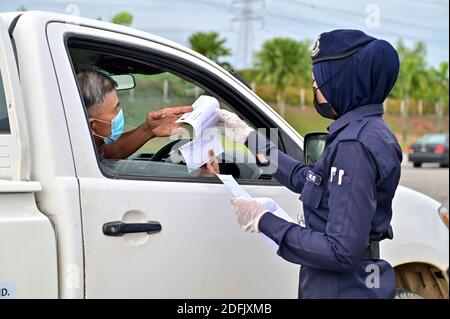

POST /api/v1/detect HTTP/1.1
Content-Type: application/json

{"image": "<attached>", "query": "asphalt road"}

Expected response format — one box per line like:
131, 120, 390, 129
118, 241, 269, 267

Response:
400, 155, 449, 208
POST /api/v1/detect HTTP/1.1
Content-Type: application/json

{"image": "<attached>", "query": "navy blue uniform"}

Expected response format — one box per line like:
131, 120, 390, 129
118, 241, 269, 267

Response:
248, 103, 402, 298
242, 29, 402, 298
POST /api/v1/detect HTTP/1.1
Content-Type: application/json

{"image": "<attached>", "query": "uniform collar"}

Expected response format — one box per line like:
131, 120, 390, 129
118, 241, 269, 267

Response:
328, 103, 384, 134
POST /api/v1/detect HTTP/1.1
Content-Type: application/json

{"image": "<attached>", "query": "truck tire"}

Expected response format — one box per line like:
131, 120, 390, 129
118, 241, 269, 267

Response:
394, 288, 424, 299
395, 263, 449, 299
413, 162, 422, 168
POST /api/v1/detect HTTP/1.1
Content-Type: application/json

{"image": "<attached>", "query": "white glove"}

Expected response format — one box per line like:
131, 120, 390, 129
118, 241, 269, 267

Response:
253, 197, 279, 212
216, 109, 254, 144
230, 197, 269, 233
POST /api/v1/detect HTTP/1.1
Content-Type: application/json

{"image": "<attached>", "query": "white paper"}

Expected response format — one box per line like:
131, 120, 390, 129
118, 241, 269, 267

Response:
215, 174, 297, 248
179, 136, 224, 170
177, 95, 223, 169
216, 173, 252, 199
176, 95, 220, 138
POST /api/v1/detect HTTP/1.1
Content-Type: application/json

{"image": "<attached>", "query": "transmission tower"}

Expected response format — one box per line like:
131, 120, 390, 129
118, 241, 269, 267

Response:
231, 0, 265, 69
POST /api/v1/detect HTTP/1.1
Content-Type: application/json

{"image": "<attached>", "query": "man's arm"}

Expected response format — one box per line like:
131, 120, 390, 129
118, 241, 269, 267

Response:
102, 123, 153, 159
102, 105, 193, 160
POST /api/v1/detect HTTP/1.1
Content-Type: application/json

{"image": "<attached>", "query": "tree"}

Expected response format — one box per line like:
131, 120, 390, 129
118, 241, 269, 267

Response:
111, 12, 133, 26
16, 5, 27, 11
255, 38, 308, 117
411, 68, 429, 116
295, 40, 312, 107
188, 32, 231, 69
426, 62, 449, 133
394, 39, 427, 142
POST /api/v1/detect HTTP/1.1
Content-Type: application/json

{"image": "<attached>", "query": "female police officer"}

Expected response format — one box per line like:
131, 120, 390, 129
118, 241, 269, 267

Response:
217, 30, 402, 298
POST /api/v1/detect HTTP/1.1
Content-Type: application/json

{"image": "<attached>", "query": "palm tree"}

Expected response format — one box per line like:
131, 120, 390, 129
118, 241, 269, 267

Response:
188, 32, 231, 69
412, 68, 429, 116
255, 38, 308, 117
435, 62, 449, 133
426, 62, 449, 133
394, 40, 427, 142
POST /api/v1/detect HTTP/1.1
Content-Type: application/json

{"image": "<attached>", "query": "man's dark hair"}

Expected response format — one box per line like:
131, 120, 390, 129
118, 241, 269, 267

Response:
77, 69, 118, 110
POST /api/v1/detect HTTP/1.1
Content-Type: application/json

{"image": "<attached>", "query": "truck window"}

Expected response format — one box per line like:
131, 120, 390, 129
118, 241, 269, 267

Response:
109, 70, 260, 180
68, 43, 267, 182
0, 72, 10, 133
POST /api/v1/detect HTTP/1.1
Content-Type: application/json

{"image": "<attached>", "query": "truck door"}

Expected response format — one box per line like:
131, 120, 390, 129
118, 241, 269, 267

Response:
0, 16, 58, 299
47, 22, 301, 298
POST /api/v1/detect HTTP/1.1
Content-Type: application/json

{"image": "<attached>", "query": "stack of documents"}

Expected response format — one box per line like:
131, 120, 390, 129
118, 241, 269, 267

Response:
177, 95, 224, 170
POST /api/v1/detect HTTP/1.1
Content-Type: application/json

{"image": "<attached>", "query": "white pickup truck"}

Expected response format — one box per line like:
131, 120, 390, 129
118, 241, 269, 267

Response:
0, 11, 448, 299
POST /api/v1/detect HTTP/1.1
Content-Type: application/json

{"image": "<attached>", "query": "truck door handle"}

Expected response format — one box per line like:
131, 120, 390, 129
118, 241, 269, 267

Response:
103, 221, 162, 236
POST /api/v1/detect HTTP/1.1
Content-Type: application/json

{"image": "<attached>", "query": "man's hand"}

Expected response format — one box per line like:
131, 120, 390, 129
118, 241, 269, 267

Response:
146, 105, 193, 137
230, 197, 268, 233
205, 149, 220, 174
198, 150, 220, 177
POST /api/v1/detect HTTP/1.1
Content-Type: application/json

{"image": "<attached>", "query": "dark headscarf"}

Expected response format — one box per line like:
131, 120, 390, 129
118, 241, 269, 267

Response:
312, 34, 400, 116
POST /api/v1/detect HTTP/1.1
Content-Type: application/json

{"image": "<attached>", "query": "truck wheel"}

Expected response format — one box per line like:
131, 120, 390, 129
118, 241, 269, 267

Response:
440, 163, 449, 168
395, 263, 449, 299
395, 288, 424, 299
413, 162, 422, 168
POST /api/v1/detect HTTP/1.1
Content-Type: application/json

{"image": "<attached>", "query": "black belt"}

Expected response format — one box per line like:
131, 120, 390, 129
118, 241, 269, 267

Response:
361, 226, 394, 260
361, 241, 380, 260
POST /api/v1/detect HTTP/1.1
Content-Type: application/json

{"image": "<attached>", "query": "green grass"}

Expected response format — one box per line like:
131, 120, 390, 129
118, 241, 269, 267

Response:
277, 103, 449, 151
117, 88, 448, 154
282, 104, 333, 136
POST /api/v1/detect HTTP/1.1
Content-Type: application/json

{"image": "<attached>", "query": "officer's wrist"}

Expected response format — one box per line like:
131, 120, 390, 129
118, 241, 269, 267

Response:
256, 211, 270, 233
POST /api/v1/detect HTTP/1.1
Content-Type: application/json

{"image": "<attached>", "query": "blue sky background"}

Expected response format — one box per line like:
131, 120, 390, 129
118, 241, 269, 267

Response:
1, 0, 448, 69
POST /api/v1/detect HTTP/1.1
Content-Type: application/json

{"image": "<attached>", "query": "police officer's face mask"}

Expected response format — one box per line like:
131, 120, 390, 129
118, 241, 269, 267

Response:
313, 86, 338, 120
312, 62, 351, 120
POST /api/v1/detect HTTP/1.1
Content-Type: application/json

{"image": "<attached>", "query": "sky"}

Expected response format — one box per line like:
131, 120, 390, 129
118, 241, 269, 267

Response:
1, 0, 448, 69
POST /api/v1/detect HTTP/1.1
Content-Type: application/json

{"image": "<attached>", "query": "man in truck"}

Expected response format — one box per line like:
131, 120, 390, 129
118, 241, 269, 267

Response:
76, 69, 193, 160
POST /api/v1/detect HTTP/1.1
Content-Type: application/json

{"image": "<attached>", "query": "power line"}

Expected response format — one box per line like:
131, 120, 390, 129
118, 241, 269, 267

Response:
286, 0, 447, 33
266, 8, 448, 48
231, 0, 265, 69
410, 0, 449, 7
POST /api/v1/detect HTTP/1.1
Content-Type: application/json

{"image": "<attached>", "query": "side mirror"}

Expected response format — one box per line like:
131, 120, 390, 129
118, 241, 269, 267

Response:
304, 132, 328, 165
111, 74, 136, 91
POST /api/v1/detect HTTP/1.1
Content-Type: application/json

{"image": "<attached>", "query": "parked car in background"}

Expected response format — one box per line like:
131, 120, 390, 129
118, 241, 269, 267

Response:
408, 134, 449, 168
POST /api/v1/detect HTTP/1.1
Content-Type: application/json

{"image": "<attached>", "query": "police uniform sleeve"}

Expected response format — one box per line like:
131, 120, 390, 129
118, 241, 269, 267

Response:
246, 130, 312, 193
258, 140, 378, 272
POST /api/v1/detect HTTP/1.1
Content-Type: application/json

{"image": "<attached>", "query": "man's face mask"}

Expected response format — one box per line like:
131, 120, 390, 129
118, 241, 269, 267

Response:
90, 108, 125, 144
313, 85, 337, 120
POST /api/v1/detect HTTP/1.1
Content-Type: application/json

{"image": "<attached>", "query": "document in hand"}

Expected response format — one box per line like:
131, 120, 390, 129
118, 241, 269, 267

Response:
216, 173, 297, 248
177, 95, 223, 170
176, 95, 220, 138
215, 173, 252, 199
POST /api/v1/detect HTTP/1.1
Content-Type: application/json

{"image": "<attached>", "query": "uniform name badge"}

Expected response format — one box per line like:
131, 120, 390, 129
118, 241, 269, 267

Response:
306, 170, 322, 186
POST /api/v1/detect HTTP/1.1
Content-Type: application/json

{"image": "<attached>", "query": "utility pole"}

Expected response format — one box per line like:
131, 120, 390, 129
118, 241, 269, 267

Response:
231, 0, 264, 70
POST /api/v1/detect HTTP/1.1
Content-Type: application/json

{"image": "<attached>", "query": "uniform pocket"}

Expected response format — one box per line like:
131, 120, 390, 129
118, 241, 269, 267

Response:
331, 175, 352, 212
327, 175, 352, 233
300, 181, 324, 209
